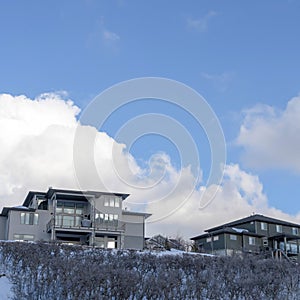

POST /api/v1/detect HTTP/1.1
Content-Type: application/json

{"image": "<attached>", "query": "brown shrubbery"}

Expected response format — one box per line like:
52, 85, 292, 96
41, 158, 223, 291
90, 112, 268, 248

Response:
1, 241, 300, 299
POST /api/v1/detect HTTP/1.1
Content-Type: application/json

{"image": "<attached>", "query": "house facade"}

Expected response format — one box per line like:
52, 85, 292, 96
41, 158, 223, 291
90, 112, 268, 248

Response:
0, 188, 151, 250
191, 214, 300, 259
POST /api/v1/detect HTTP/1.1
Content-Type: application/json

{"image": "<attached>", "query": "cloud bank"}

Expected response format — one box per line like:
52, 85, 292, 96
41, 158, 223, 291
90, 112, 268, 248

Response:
236, 95, 300, 173
0, 92, 299, 238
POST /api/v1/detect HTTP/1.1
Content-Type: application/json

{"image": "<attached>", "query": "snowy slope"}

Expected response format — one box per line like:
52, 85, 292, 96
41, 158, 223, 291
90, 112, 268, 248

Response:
0, 275, 13, 299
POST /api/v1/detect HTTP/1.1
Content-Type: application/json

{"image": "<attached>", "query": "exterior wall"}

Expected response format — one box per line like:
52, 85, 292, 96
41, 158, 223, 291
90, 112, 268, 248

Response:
256, 222, 300, 237
7, 210, 51, 241
242, 235, 261, 252
269, 223, 281, 236
211, 234, 225, 250
195, 233, 262, 254
0, 216, 7, 240
122, 213, 145, 250
93, 195, 123, 216
225, 234, 243, 252
255, 221, 269, 235
196, 235, 226, 254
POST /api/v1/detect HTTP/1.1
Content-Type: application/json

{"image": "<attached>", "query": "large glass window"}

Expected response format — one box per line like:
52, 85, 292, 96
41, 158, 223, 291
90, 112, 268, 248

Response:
290, 243, 298, 254
64, 202, 75, 214
76, 203, 84, 215
56, 201, 86, 215
103, 196, 120, 208
20, 212, 39, 225
95, 213, 118, 227
55, 201, 87, 227
292, 227, 299, 235
62, 216, 74, 227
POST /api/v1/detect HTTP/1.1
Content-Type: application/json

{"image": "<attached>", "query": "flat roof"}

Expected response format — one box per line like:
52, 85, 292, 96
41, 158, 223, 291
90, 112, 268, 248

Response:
45, 188, 130, 200
21, 188, 131, 206
0, 206, 35, 217
122, 210, 152, 219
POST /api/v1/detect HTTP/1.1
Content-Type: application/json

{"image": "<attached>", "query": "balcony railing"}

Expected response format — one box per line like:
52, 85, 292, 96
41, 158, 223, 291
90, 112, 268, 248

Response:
46, 218, 125, 233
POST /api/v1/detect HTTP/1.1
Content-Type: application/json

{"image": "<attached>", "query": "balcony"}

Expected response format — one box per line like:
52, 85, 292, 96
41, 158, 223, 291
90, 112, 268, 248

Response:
46, 217, 125, 234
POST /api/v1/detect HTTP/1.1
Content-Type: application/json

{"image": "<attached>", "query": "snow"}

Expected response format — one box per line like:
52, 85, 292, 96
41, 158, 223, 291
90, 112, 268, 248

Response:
232, 227, 248, 233
142, 248, 215, 257
0, 276, 13, 299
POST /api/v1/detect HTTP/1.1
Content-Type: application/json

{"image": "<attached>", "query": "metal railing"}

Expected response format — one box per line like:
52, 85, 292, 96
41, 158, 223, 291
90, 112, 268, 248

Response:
46, 218, 125, 232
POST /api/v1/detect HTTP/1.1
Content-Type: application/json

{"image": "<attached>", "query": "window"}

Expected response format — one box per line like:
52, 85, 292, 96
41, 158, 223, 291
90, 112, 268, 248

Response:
56, 201, 86, 215
20, 212, 39, 225
276, 225, 282, 233
95, 213, 118, 227
107, 237, 117, 249
55, 215, 82, 227
62, 215, 74, 227
94, 236, 117, 248
206, 237, 212, 243
103, 196, 120, 207
261, 222, 267, 230
213, 236, 219, 241
230, 234, 237, 241
55, 201, 87, 227
290, 243, 298, 254
249, 237, 255, 245
13, 234, 34, 241
292, 227, 299, 235
95, 236, 105, 248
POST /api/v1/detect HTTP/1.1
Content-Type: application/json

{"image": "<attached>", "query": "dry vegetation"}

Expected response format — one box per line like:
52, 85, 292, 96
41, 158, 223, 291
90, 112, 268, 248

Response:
1, 241, 300, 299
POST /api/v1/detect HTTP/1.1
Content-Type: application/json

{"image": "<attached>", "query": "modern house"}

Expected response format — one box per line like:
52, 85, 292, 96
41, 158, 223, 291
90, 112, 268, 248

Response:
0, 188, 151, 250
191, 214, 300, 260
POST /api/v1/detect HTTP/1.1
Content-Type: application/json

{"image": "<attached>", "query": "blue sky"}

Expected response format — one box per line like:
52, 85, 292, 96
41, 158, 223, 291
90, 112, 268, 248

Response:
1, 1, 300, 236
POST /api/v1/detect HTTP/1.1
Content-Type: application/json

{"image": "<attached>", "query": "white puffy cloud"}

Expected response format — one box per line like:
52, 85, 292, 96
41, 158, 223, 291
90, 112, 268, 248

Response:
1, 92, 300, 239
236, 95, 300, 173
146, 163, 300, 239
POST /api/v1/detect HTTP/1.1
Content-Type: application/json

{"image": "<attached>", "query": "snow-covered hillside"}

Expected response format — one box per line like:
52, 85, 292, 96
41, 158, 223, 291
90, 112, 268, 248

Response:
0, 275, 12, 299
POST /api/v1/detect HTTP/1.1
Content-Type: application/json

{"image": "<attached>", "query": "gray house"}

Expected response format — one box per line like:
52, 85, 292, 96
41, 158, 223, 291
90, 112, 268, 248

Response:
191, 214, 300, 260
0, 188, 151, 249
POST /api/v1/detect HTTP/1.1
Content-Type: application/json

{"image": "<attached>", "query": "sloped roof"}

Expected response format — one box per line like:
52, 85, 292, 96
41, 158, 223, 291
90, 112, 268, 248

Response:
206, 214, 300, 233
191, 226, 265, 240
